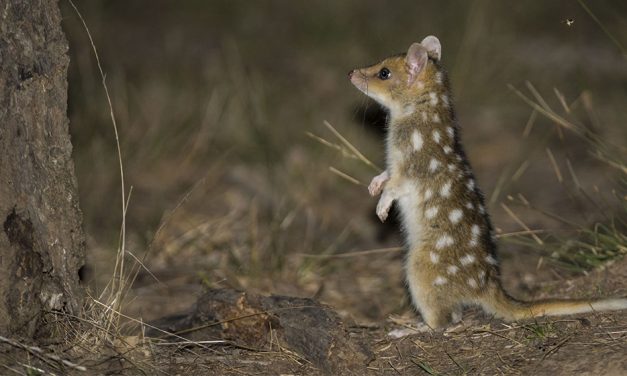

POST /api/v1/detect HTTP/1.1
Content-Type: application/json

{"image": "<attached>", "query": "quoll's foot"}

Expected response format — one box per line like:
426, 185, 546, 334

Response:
388, 323, 432, 339
376, 192, 393, 222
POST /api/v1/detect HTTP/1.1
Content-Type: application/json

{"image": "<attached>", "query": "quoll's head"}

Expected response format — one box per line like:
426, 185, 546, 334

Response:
349, 36, 442, 115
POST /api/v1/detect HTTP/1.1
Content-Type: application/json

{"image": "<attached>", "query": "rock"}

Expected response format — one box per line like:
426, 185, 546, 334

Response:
150, 288, 372, 373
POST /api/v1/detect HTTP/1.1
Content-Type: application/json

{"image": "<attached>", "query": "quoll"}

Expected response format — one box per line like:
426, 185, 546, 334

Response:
348, 36, 627, 329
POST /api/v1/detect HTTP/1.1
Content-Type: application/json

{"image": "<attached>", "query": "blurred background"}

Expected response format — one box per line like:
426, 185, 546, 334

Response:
61, 0, 627, 323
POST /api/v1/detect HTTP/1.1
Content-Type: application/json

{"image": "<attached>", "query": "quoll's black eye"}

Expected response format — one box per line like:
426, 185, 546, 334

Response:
378, 67, 391, 80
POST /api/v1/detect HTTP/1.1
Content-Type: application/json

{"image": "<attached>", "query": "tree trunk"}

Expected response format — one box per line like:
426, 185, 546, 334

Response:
0, 0, 85, 338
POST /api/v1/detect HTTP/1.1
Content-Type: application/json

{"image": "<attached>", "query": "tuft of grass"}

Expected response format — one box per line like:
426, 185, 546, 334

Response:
44, 4, 179, 374
67, 0, 132, 346
522, 322, 556, 341
501, 83, 626, 272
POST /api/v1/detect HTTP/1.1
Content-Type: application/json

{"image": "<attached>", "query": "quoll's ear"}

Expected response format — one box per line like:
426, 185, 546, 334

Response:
405, 43, 428, 85
420, 35, 441, 61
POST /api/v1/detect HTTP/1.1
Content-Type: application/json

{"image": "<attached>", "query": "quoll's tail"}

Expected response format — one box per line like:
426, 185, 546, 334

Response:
481, 287, 627, 321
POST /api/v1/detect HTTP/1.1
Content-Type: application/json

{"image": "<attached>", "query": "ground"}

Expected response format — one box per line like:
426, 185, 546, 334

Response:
79, 242, 626, 375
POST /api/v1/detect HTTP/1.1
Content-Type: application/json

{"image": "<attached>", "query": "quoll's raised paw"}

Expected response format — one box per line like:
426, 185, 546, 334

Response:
376, 193, 393, 222
368, 171, 389, 197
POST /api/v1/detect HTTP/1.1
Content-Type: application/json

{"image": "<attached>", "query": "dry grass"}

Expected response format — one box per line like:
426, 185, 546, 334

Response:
500, 83, 626, 273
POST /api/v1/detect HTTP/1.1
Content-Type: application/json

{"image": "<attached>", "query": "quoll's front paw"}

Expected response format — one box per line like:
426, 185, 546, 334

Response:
368, 170, 390, 196
376, 193, 393, 222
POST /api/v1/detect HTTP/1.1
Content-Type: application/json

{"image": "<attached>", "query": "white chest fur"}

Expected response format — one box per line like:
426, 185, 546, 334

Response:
385, 138, 426, 248
396, 180, 425, 248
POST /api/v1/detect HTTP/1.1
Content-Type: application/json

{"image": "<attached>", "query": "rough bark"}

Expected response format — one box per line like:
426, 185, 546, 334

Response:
0, 0, 85, 337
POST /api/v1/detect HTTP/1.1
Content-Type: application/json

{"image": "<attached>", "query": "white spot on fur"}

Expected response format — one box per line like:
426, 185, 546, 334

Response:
460, 254, 476, 266
469, 224, 480, 247
440, 181, 452, 197
411, 130, 423, 151
486, 255, 498, 265
432, 113, 441, 123
465, 202, 474, 210
429, 92, 439, 106
447, 163, 456, 172
425, 206, 439, 219
432, 130, 441, 144
447, 265, 459, 275
430, 251, 440, 264
433, 276, 448, 286
441, 94, 449, 107
449, 209, 463, 224
455, 154, 462, 162
429, 158, 441, 172
417, 81, 425, 90
478, 270, 486, 284
446, 126, 454, 138
424, 188, 433, 200
467, 278, 478, 289
402, 104, 415, 116
466, 179, 475, 191
443, 146, 452, 154
421, 111, 428, 122
435, 72, 443, 84
478, 204, 485, 214
436, 234, 454, 249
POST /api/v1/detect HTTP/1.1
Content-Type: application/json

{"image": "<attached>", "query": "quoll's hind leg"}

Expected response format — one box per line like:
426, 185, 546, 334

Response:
419, 303, 457, 329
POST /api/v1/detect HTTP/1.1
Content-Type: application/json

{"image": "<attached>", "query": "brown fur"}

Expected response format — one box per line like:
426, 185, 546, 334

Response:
349, 36, 627, 329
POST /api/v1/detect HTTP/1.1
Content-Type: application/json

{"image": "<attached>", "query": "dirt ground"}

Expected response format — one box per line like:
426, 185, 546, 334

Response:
32, 256, 625, 375
105, 215, 627, 376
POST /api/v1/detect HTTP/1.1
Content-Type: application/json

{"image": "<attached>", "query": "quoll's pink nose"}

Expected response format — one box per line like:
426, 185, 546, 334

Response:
348, 70, 354, 79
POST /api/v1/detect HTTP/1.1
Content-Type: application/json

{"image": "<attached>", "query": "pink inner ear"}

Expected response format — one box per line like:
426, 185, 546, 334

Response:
406, 44, 427, 83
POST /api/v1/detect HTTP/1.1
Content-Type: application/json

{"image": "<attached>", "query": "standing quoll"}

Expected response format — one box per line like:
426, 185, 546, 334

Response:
348, 36, 627, 329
